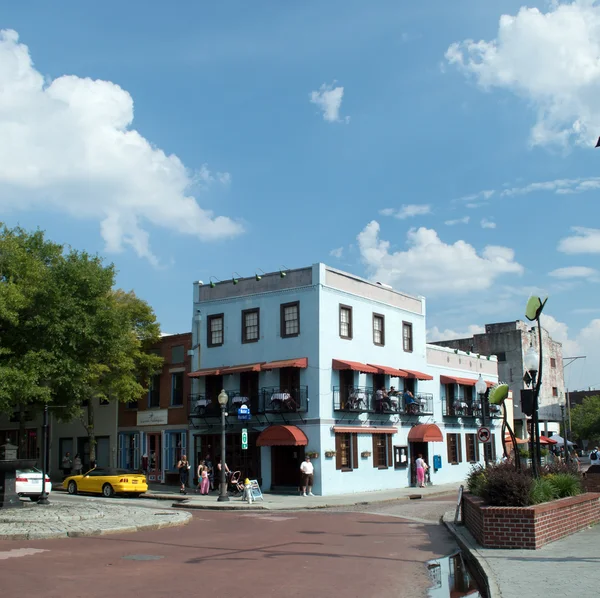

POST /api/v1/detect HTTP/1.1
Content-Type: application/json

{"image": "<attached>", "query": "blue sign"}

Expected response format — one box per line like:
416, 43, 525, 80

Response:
237, 404, 251, 421
433, 455, 442, 470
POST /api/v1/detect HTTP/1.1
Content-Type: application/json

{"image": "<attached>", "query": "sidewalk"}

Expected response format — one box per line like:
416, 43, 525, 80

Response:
444, 511, 600, 598
144, 482, 461, 510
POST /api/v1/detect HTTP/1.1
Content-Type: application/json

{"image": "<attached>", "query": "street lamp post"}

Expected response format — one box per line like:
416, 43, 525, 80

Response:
524, 344, 542, 477
38, 404, 50, 505
217, 389, 230, 502
475, 375, 488, 465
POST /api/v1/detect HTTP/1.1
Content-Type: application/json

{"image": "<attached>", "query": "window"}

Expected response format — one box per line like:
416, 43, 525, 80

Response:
552, 387, 558, 397
281, 302, 300, 338
372, 434, 392, 469
394, 446, 409, 469
171, 372, 184, 406
339, 305, 353, 339
126, 399, 138, 410
171, 345, 184, 364
402, 321, 413, 352
447, 433, 462, 464
335, 433, 358, 471
373, 313, 385, 346
148, 374, 160, 408
465, 434, 479, 463
207, 314, 224, 347
550, 357, 557, 368
242, 308, 260, 343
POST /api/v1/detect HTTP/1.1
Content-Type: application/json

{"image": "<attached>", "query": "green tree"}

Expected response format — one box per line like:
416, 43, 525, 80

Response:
570, 395, 600, 444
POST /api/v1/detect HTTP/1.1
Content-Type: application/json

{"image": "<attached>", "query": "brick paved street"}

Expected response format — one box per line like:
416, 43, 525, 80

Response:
0, 499, 460, 598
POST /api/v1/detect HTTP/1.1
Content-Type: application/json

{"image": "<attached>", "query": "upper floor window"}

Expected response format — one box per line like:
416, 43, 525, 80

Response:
339, 305, 353, 339
335, 433, 358, 471
207, 314, 224, 347
281, 302, 300, 338
373, 313, 385, 346
171, 345, 184, 364
242, 308, 260, 343
552, 387, 558, 397
550, 357, 557, 368
171, 372, 184, 406
402, 321, 413, 352
148, 374, 160, 408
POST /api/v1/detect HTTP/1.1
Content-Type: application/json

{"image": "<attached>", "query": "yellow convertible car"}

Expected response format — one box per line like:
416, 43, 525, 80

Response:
63, 467, 148, 498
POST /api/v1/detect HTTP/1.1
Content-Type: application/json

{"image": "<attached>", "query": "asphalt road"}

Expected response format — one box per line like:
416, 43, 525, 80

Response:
1, 494, 458, 598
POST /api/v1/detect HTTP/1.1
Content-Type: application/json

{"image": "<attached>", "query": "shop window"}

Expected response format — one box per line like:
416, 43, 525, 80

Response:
335, 433, 358, 471
394, 446, 409, 469
447, 433, 462, 464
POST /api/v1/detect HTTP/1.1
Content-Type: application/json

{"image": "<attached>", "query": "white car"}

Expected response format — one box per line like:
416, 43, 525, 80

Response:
16, 467, 52, 502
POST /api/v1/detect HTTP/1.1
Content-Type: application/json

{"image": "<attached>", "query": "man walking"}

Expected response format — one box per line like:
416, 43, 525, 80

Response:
300, 456, 314, 497
61, 452, 72, 477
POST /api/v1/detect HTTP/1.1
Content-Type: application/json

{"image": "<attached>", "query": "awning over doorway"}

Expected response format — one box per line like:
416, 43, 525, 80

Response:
188, 367, 221, 378
220, 362, 264, 375
367, 364, 408, 377
440, 375, 477, 386
332, 359, 378, 374
333, 426, 396, 434
401, 369, 434, 381
256, 425, 308, 446
407, 424, 443, 443
261, 357, 308, 370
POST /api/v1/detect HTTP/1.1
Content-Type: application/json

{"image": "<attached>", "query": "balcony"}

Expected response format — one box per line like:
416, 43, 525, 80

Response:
333, 388, 434, 416
227, 389, 262, 415
443, 399, 495, 418
333, 386, 374, 412
402, 393, 434, 416
261, 386, 308, 413
188, 393, 221, 419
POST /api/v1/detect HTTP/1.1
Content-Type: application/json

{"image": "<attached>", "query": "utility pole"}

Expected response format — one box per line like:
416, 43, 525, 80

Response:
563, 356, 585, 448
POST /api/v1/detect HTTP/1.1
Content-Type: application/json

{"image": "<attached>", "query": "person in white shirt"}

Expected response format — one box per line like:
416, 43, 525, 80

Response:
300, 456, 314, 497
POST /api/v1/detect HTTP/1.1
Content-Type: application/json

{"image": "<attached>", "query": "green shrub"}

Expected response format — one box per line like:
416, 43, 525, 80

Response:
466, 465, 487, 496
518, 448, 530, 459
546, 473, 583, 498
481, 463, 533, 507
530, 478, 557, 504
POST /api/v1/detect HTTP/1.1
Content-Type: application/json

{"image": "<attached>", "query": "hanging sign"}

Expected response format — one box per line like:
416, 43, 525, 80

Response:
237, 404, 251, 421
241, 428, 248, 450
477, 426, 491, 443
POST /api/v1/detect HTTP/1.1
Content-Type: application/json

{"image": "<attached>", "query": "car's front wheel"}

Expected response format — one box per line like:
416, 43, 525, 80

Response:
102, 483, 114, 498
67, 481, 77, 495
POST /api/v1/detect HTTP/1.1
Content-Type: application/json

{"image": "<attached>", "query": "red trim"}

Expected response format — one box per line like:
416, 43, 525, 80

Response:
261, 357, 308, 370
407, 424, 443, 442
367, 364, 409, 377
440, 375, 477, 386
256, 425, 308, 447
402, 369, 433, 381
332, 359, 378, 374
333, 426, 396, 434
220, 362, 264, 375
188, 368, 220, 378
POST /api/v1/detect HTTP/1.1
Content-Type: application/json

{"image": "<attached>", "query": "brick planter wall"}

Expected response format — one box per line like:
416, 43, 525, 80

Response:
583, 467, 600, 493
463, 492, 600, 549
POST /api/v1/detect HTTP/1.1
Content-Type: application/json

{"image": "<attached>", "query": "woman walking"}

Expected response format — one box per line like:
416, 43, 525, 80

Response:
199, 466, 210, 495
415, 454, 428, 488
177, 455, 190, 495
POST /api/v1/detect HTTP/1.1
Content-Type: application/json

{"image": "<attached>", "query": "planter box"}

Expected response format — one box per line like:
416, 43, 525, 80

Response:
463, 492, 600, 549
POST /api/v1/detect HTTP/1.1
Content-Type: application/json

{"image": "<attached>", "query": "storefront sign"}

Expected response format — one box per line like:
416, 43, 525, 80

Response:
249, 479, 264, 501
137, 410, 168, 426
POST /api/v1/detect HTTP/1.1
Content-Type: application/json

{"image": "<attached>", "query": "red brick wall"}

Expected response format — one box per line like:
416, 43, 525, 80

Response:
463, 492, 600, 549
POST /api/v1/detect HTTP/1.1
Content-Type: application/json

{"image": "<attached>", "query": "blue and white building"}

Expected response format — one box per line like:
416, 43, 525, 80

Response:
188, 264, 501, 496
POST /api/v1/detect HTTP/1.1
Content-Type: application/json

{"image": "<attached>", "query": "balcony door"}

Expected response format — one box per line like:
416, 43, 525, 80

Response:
240, 371, 259, 412
339, 369, 354, 407
205, 374, 223, 404
279, 367, 300, 393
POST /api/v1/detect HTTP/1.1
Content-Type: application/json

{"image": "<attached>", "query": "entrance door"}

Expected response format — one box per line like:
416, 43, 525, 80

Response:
271, 446, 305, 489
409, 442, 429, 486
147, 433, 162, 482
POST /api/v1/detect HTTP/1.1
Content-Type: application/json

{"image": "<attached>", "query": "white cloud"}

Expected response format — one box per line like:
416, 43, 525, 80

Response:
309, 82, 349, 123
445, 216, 470, 226
558, 227, 600, 254
379, 204, 431, 220
481, 218, 496, 229
357, 220, 524, 295
446, 1, 600, 147
427, 324, 485, 342
329, 246, 344, 259
0, 30, 242, 265
549, 266, 599, 280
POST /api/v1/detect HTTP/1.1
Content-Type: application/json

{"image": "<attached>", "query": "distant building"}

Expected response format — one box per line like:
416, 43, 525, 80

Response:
188, 263, 501, 496
431, 321, 565, 438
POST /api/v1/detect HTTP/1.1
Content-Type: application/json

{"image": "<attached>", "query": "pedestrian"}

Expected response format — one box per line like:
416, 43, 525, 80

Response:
590, 447, 599, 463
72, 453, 82, 475
204, 454, 214, 491
200, 466, 210, 495
177, 455, 190, 494
196, 460, 205, 493
61, 452, 72, 477
216, 456, 230, 490
415, 453, 428, 488
300, 456, 314, 497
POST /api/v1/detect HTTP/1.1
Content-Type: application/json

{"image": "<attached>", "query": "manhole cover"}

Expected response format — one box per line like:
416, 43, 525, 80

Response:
121, 555, 164, 561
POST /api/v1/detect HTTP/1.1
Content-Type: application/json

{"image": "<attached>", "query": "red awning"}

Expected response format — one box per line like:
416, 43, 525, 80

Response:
408, 424, 443, 442
261, 357, 308, 370
540, 435, 558, 445
368, 364, 409, 377
402, 369, 434, 381
220, 362, 264, 375
440, 375, 477, 386
333, 426, 397, 434
505, 435, 528, 445
256, 425, 308, 447
332, 359, 378, 374
188, 368, 221, 378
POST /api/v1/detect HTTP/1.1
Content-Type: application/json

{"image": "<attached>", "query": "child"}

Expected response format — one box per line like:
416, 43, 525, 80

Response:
200, 466, 210, 495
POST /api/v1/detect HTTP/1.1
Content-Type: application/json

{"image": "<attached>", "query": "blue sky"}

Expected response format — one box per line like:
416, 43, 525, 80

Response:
1, 1, 599, 390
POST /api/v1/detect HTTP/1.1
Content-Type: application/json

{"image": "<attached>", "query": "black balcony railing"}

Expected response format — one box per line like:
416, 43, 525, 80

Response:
261, 386, 308, 413
488, 404, 502, 418
188, 393, 221, 418
227, 389, 262, 415
443, 399, 491, 418
403, 393, 434, 415
333, 386, 374, 412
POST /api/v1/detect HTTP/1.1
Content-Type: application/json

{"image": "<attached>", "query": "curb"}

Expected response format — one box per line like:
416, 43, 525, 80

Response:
441, 511, 502, 598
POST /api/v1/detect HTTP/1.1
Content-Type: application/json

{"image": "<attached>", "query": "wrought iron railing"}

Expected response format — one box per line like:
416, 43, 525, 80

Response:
443, 399, 493, 418
333, 386, 374, 412
188, 393, 220, 418
261, 386, 308, 413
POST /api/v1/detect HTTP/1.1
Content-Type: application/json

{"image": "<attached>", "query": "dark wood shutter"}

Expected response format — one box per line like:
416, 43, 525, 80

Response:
458, 434, 463, 463
387, 435, 392, 468
352, 434, 358, 470
474, 435, 480, 461
372, 434, 378, 468
335, 434, 342, 470
446, 434, 452, 464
